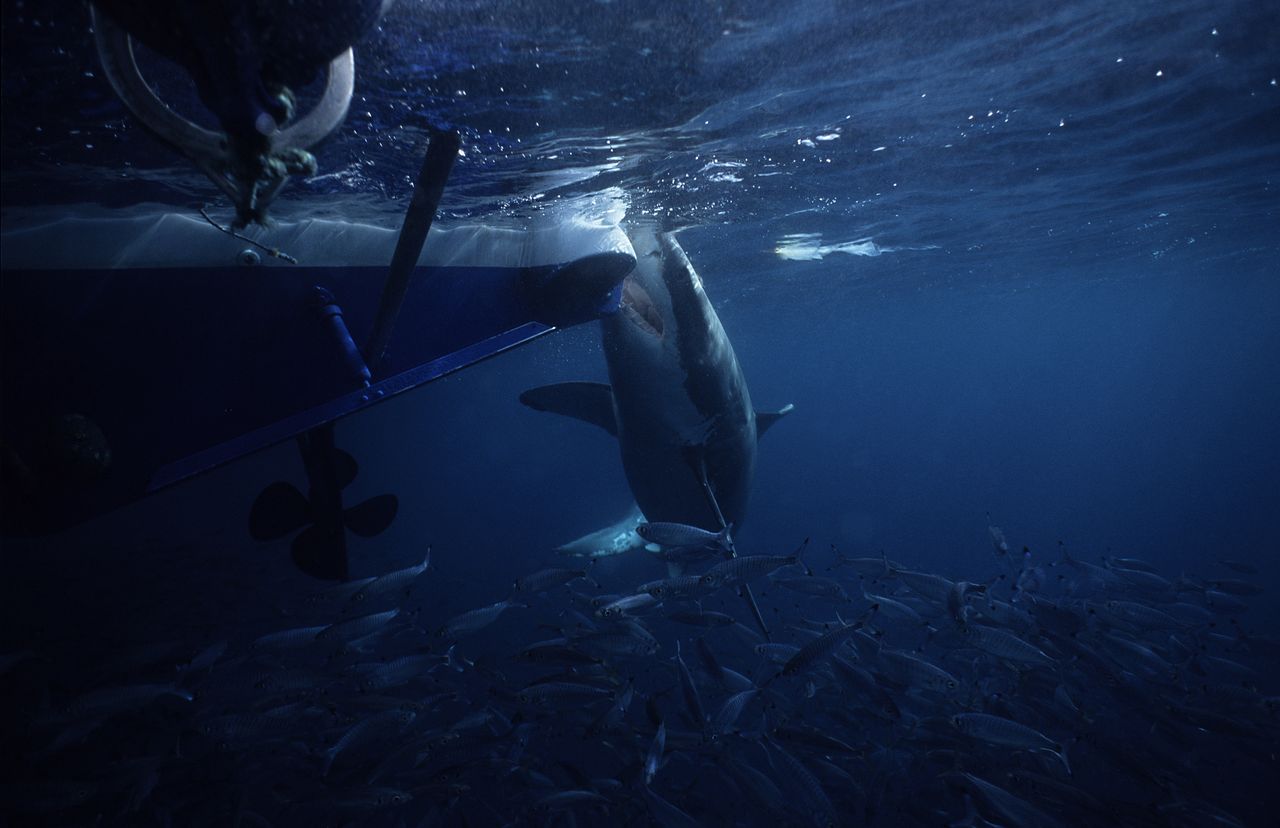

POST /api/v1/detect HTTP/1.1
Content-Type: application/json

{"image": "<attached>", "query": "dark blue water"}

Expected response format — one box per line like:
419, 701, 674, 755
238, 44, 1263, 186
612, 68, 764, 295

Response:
2, 1, 1278, 825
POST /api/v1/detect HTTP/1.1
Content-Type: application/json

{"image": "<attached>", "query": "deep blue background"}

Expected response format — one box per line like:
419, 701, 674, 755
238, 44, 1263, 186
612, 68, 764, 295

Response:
2, 0, 1277, 719
2, 6, 1279, 823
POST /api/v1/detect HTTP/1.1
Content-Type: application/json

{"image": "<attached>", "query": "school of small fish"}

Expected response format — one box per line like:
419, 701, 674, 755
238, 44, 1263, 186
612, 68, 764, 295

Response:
2, 526, 1276, 827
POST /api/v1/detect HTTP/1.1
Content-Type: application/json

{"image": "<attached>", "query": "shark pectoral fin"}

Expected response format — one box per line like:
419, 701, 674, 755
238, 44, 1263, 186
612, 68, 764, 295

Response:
249, 481, 312, 541
519, 382, 618, 437
755, 403, 796, 440
344, 494, 399, 537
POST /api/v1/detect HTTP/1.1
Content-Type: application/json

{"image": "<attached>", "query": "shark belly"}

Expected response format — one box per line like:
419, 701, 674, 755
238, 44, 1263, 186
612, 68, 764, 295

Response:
614, 414, 756, 530
520, 223, 791, 547
603, 225, 759, 530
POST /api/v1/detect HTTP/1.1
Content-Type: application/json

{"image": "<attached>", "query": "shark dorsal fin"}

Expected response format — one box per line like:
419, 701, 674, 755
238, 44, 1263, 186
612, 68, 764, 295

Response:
756, 403, 795, 440
519, 382, 618, 437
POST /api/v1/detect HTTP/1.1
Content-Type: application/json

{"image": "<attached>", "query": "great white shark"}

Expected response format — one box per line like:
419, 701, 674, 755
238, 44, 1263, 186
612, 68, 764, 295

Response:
521, 224, 793, 538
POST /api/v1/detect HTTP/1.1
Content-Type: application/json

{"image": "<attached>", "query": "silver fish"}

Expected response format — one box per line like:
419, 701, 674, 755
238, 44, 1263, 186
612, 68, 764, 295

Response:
947, 580, 986, 626
889, 568, 955, 603
876, 649, 960, 695
1096, 599, 1185, 630
860, 584, 923, 626
58, 683, 194, 723
701, 540, 810, 589
518, 639, 601, 666
317, 609, 400, 643
589, 678, 635, 736
711, 688, 758, 736
1204, 589, 1248, 614
438, 599, 525, 639
1206, 578, 1263, 596
674, 641, 706, 730
686, 636, 724, 685
988, 518, 1010, 555
779, 618, 865, 678
755, 643, 801, 665
517, 681, 613, 705
772, 575, 850, 601
513, 566, 592, 594
665, 609, 736, 627
355, 653, 447, 692
348, 548, 431, 608
597, 592, 659, 618
642, 784, 702, 828
831, 549, 899, 577
575, 628, 660, 657
637, 520, 733, 552
638, 575, 706, 600
1112, 567, 1174, 594
334, 786, 414, 810
951, 772, 1065, 828
952, 712, 1071, 775
537, 790, 612, 809
322, 708, 415, 776
644, 721, 666, 785
251, 624, 328, 652
961, 624, 1055, 667
1102, 555, 1161, 574
766, 738, 839, 827
302, 576, 378, 610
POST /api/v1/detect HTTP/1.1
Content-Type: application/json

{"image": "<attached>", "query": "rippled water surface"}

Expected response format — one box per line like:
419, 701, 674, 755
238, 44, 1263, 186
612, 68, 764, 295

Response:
4, 0, 1277, 278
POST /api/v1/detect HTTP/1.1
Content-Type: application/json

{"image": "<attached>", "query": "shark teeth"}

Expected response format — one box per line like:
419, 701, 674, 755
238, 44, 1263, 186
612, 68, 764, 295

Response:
622, 278, 663, 338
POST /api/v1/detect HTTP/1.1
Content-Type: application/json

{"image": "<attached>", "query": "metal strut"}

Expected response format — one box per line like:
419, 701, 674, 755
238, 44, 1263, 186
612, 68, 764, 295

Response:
363, 129, 463, 377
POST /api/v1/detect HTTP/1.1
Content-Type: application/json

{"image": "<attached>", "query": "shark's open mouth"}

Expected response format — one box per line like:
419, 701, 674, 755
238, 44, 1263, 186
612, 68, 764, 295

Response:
621, 276, 663, 338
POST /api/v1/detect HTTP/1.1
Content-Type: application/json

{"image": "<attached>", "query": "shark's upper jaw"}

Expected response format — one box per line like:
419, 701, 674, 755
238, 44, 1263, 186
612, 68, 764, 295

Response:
619, 275, 664, 340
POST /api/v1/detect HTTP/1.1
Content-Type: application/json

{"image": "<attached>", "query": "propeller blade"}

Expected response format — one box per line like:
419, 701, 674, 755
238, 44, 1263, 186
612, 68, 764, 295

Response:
344, 494, 398, 537
248, 481, 311, 541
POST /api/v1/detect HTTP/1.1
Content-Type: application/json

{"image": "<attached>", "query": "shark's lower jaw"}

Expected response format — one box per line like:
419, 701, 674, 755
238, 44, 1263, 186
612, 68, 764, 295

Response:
621, 277, 664, 339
